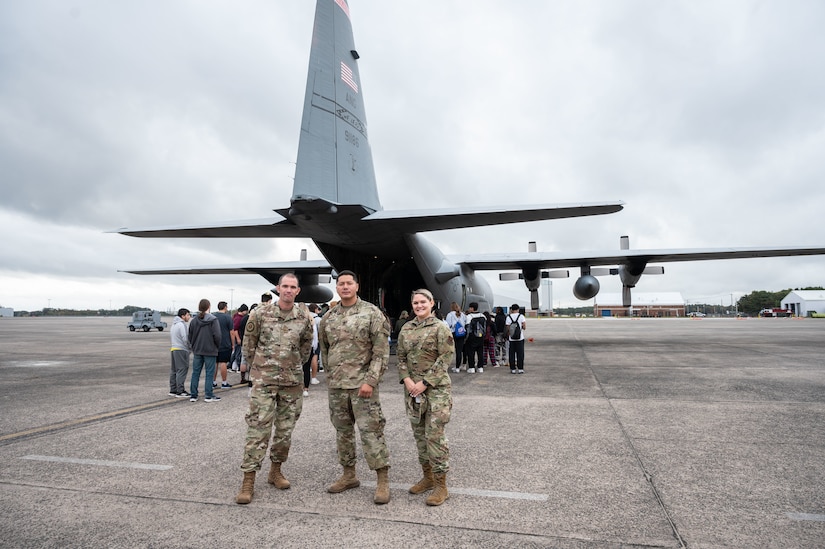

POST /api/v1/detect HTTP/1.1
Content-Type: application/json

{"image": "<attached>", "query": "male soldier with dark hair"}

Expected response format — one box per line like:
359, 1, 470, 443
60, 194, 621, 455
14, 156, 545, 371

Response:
235, 273, 314, 505
319, 270, 392, 504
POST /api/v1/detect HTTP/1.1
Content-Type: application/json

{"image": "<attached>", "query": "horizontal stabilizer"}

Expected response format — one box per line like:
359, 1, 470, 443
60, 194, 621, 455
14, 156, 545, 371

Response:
363, 201, 624, 233
120, 259, 331, 277
111, 217, 306, 238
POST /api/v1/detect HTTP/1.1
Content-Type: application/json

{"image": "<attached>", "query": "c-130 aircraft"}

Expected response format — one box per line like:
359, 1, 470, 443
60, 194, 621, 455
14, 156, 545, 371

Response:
116, 0, 825, 317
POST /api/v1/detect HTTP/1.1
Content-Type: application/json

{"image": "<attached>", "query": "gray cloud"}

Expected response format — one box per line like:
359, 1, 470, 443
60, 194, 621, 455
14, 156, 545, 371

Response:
2, 0, 824, 311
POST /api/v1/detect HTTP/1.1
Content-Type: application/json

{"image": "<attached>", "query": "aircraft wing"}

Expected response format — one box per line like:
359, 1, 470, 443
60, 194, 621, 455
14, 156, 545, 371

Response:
449, 245, 825, 270
111, 217, 306, 238
362, 201, 624, 233
120, 259, 331, 277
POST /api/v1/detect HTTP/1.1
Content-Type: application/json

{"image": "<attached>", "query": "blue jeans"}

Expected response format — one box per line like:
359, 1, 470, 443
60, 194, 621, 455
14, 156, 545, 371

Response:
190, 354, 217, 398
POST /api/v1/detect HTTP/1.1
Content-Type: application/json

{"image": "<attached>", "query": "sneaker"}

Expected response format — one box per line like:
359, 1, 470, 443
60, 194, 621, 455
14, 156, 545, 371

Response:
204, 396, 221, 402
189, 396, 198, 402
212, 382, 218, 388
493, 363, 499, 368
175, 391, 191, 398
310, 378, 320, 385
221, 382, 233, 389
518, 369, 524, 374
450, 367, 459, 373
467, 368, 476, 374
510, 369, 517, 374
477, 367, 484, 373
303, 390, 309, 397
168, 391, 178, 397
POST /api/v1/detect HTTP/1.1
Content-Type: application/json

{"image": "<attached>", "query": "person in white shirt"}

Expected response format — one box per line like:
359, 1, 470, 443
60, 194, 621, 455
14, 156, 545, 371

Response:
504, 304, 526, 374
444, 302, 467, 373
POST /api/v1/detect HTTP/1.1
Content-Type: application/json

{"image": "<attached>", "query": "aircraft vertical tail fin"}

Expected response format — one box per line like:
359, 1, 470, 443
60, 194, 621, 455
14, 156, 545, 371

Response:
292, 0, 382, 212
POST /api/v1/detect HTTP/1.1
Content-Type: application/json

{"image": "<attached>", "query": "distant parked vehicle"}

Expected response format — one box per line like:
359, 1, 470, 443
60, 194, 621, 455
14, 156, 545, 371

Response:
687, 312, 706, 317
759, 308, 792, 318
127, 310, 167, 332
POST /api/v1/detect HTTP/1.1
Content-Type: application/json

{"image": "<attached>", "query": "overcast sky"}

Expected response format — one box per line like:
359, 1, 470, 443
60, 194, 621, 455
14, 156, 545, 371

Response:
2, 0, 825, 312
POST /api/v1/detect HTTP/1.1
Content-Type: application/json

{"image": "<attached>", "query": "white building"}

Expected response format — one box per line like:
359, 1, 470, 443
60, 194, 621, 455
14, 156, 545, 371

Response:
0, 307, 13, 318
780, 290, 825, 317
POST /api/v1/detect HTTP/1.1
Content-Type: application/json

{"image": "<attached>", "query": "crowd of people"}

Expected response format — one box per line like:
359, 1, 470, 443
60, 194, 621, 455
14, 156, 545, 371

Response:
166, 273, 529, 507
443, 303, 527, 374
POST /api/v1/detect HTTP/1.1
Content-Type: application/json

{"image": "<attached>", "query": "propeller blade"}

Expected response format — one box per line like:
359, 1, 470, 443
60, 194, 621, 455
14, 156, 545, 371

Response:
622, 286, 632, 307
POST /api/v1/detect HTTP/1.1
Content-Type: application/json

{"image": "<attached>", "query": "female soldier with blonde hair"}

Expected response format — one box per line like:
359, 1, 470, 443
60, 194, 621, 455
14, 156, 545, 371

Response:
396, 289, 455, 506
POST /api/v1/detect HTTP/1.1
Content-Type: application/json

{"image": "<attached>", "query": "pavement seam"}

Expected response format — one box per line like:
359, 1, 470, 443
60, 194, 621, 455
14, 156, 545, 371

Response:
568, 324, 689, 549
0, 480, 676, 548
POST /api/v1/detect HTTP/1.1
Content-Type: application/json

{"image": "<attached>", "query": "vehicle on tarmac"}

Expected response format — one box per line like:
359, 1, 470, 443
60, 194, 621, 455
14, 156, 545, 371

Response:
687, 311, 706, 317
127, 310, 167, 331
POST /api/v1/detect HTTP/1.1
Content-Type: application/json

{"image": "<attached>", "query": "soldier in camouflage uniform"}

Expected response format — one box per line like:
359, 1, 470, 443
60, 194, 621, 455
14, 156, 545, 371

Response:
396, 288, 455, 506
319, 270, 392, 504
235, 273, 314, 505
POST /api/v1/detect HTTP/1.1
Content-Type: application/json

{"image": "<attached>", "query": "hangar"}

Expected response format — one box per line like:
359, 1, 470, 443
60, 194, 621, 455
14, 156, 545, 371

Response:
781, 290, 825, 317
594, 292, 685, 317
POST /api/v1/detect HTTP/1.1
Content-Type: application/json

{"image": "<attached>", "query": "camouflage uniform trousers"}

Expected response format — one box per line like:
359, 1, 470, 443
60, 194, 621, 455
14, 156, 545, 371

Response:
328, 387, 390, 471
241, 382, 303, 472
406, 387, 452, 474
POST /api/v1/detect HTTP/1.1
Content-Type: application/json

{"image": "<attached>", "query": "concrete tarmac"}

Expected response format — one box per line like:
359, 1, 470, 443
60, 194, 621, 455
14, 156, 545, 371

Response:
0, 316, 823, 548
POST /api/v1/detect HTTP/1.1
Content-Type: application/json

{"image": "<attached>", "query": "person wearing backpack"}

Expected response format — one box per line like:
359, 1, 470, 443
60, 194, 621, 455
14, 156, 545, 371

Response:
505, 304, 526, 374
445, 302, 467, 373
493, 307, 508, 367
482, 311, 498, 368
464, 302, 486, 373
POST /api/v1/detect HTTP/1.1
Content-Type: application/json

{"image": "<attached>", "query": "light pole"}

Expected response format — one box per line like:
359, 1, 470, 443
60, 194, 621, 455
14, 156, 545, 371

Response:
230, 289, 234, 312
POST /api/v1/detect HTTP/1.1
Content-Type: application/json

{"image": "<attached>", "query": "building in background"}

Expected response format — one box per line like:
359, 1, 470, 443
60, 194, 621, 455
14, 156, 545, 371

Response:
781, 290, 825, 317
594, 293, 685, 318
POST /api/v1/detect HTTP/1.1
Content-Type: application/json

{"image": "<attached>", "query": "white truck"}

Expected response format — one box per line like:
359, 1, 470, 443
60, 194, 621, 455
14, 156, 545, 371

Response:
127, 310, 167, 332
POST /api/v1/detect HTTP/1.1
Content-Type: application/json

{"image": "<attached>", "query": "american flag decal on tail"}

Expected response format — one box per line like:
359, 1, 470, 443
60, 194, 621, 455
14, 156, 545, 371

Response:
334, 0, 350, 19
341, 61, 359, 93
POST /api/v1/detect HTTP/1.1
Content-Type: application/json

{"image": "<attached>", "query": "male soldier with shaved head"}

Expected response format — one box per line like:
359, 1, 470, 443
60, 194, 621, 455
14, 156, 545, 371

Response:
235, 274, 314, 505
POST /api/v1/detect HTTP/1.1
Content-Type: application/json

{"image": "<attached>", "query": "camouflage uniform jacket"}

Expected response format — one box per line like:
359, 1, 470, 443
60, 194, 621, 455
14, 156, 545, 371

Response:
396, 316, 454, 388
242, 302, 313, 387
319, 298, 390, 390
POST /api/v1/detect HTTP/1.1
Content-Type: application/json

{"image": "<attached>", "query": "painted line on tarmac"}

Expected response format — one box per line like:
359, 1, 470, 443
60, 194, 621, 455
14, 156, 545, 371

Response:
361, 481, 548, 501
787, 512, 825, 522
20, 454, 172, 471
0, 400, 176, 444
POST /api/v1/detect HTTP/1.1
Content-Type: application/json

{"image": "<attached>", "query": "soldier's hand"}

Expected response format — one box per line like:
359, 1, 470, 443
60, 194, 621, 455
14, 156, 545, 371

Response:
358, 383, 374, 398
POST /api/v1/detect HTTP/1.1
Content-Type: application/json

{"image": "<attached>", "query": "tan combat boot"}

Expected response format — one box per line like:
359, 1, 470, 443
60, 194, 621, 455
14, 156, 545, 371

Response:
235, 471, 256, 505
327, 465, 360, 493
374, 466, 390, 504
409, 462, 433, 494
268, 462, 290, 490
425, 473, 449, 506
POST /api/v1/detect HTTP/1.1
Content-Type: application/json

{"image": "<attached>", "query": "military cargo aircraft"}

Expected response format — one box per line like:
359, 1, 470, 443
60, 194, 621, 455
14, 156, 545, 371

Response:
115, 0, 825, 317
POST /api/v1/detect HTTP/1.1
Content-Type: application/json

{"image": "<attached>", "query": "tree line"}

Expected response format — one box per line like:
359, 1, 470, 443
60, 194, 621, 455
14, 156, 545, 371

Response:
15, 305, 156, 317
